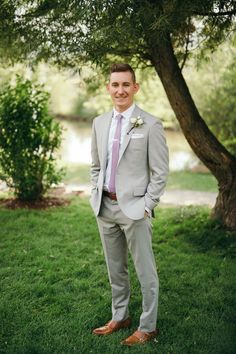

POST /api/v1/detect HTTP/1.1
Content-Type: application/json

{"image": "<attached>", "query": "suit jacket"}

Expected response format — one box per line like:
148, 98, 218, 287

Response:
90, 104, 169, 220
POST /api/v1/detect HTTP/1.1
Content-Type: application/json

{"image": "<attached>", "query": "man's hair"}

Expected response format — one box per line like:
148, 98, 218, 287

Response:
109, 63, 136, 83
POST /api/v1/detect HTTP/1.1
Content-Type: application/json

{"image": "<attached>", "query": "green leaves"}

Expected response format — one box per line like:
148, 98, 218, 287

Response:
0, 75, 64, 200
202, 57, 236, 157
1, 0, 235, 67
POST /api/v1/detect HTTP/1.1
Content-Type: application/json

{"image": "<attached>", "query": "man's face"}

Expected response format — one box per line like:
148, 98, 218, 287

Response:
107, 71, 140, 112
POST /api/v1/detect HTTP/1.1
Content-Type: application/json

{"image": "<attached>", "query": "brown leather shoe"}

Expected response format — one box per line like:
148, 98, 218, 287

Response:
92, 318, 131, 335
121, 329, 159, 346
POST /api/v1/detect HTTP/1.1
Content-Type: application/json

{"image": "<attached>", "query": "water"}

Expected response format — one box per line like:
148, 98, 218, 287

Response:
58, 120, 199, 171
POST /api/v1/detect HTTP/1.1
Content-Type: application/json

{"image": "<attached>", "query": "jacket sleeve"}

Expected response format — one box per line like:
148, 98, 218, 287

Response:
144, 120, 169, 210
90, 119, 100, 188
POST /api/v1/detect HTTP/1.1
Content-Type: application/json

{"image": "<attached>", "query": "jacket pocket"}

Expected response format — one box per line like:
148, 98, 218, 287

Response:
133, 187, 146, 196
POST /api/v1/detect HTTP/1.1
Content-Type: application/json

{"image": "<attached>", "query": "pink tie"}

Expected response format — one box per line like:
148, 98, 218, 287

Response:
108, 114, 123, 193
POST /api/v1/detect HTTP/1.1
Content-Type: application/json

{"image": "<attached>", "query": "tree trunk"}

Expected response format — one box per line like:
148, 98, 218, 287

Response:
150, 34, 236, 230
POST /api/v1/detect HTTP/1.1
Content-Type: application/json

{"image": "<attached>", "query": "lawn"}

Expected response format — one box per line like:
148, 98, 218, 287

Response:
0, 198, 235, 354
62, 163, 218, 192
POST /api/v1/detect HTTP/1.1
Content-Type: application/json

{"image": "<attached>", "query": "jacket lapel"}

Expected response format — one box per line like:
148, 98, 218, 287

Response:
101, 110, 113, 171
118, 105, 142, 164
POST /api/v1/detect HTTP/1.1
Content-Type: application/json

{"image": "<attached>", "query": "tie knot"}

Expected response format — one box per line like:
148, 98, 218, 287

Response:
116, 114, 123, 121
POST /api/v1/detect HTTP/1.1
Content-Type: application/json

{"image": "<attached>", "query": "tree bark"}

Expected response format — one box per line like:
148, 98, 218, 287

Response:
150, 34, 236, 230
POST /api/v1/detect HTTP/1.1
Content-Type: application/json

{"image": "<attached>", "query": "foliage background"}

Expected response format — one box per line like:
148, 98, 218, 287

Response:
1, 39, 235, 155
0, 76, 64, 200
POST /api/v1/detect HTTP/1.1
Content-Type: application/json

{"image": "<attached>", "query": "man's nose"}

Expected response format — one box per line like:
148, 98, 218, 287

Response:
117, 85, 125, 94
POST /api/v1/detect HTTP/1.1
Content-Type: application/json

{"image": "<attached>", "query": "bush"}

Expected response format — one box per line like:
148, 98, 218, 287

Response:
0, 76, 64, 201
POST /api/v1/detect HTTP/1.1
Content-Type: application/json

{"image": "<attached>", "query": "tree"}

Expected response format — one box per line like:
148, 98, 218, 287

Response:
0, 76, 63, 201
0, 1, 236, 229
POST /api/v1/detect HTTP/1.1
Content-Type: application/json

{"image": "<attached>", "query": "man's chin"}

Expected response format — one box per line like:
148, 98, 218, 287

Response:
115, 99, 127, 104
114, 100, 132, 111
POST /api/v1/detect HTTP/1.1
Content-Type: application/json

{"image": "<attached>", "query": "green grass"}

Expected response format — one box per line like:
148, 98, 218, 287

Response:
0, 198, 235, 354
167, 171, 218, 192
62, 164, 218, 192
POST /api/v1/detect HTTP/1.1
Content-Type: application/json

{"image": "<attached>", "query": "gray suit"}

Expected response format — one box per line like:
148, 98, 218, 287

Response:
90, 104, 169, 331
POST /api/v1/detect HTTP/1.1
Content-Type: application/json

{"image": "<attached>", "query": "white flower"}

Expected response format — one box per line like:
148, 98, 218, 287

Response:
137, 118, 144, 125
130, 116, 144, 127
127, 115, 144, 135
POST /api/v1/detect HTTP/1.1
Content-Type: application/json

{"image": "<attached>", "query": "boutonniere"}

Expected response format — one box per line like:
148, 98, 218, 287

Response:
127, 116, 144, 135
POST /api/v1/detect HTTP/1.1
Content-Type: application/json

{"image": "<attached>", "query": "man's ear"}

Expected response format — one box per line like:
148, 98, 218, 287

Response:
134, 83, 140, 94
106, 83, 110, 92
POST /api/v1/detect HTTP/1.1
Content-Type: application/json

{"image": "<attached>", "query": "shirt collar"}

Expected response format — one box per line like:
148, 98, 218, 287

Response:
113, 103, 135, 121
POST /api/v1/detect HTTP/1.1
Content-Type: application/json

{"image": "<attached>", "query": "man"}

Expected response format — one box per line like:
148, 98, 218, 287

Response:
90, 63, 169, 346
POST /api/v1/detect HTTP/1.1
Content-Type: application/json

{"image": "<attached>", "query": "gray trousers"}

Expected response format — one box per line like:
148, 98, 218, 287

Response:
96, 196, 159, 332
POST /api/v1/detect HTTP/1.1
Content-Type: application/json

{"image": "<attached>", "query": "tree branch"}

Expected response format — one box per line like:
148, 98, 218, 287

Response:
180, 18, 191, 71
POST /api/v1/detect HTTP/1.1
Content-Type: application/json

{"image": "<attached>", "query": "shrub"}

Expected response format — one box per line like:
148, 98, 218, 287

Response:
0, 76, 64, 201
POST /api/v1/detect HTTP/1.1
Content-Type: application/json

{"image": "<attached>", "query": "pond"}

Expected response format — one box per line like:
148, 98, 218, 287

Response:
58, 120, 200, 171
